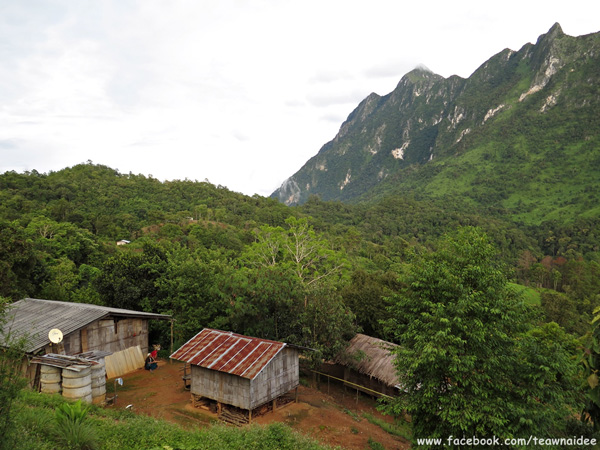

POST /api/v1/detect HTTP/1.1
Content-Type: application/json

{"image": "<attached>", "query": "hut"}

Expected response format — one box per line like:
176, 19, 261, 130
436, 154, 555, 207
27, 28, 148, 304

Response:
0, 298, 171, 384
171, 328, 300, 424
322, 333, 400, 398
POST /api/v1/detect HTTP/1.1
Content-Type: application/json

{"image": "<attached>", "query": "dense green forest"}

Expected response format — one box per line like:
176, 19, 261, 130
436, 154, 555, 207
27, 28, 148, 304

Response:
1, 162, 600, 446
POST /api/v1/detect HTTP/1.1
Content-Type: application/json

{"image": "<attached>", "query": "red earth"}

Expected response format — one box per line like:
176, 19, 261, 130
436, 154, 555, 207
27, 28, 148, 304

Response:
106, 359, 410, 450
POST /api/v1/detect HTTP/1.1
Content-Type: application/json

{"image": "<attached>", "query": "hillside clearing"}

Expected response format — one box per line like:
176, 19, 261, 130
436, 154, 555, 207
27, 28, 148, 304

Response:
107, 360, 410, 450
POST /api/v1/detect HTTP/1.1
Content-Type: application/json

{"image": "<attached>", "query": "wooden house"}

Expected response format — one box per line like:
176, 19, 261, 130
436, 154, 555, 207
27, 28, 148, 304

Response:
322, 333, 401, 398
0, 298, 171, 383
170, 329, 300, 422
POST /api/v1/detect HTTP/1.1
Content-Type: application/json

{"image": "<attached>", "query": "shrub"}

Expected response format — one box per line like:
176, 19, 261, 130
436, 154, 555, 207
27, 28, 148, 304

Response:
54, 400, 98, 450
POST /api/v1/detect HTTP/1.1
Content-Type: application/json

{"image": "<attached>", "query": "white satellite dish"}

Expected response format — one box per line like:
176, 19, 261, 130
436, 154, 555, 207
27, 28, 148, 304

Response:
48, 328, 63, 344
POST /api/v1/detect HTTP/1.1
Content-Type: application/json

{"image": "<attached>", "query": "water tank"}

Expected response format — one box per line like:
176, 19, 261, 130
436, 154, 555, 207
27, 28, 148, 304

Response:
62, 365, 92, 403
40, 365, 62, 394
91, 358, 107, 404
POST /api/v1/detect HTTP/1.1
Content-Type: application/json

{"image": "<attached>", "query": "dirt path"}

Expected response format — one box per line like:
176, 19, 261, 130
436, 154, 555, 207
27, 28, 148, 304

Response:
106, 360, 410, 450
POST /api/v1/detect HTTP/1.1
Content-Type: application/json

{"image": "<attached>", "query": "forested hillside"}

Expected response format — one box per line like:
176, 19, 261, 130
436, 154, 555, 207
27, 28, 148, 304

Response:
2, 162, 600, 444
1, 162, 598, 344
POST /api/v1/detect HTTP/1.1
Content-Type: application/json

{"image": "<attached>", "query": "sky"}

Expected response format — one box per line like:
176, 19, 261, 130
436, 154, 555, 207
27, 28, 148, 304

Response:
1, 1, 599, 197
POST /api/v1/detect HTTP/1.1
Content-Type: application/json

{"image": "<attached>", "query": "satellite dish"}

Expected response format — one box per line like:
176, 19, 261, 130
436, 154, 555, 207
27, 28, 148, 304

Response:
48, 328, 63, 344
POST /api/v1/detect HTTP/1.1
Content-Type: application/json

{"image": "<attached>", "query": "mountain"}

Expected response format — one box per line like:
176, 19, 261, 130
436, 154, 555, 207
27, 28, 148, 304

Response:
272, 24, 600, 225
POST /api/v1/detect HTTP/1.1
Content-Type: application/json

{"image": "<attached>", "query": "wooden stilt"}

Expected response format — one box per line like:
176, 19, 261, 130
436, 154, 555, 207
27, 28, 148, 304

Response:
295, 386, 298, 403
217, 402, 222, 415
170, 319, 174, 364
248, 409, 252, 424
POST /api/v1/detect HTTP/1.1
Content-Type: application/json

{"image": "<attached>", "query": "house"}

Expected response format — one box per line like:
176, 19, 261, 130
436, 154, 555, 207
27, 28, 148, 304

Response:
0, 298, 171, 384
321, 333, 401, 398
170, 328, 300, 423
116, 239, 131, 245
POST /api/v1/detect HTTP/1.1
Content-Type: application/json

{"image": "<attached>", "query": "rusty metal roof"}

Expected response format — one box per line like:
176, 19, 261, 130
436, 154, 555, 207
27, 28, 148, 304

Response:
170, 329, 288, 380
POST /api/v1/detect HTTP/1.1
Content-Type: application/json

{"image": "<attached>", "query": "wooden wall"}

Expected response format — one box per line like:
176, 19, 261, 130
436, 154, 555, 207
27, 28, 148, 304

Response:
249, 347, 298, 410
190, 347, 299, 411
60, 318, 149, 356
191, 366, 252, 410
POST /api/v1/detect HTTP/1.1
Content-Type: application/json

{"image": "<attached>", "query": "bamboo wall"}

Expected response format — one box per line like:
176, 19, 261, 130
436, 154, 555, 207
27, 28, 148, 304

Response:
190, 347, 299, 411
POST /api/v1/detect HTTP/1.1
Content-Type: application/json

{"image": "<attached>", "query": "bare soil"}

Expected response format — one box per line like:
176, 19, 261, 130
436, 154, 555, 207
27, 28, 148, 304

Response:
106, 359, 410, 450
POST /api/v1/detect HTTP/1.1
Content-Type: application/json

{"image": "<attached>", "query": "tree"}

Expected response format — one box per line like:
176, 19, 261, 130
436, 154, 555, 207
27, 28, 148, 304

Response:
222, 265, 302, 342
384, 227, 579, 444
93, 241, 168, 311
581, 306, 600, 431
0, 220, 45, 299
239, 216, 356, 361
0, 298, 29, 450
341, 269, 401, 339
155, 247, 228, 346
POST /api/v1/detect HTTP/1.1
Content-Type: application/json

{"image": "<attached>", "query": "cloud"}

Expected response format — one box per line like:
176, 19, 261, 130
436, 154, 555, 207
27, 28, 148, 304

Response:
319, 113, 346, 124
306, 89, 369, 108
309, 70, 354, 84
364, 60, 417, 80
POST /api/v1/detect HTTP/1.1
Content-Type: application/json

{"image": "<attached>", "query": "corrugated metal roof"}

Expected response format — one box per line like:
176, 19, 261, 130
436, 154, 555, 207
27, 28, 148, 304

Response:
30, 353, 99, 370
170, 328, 287, 380
1, 298, 171, 353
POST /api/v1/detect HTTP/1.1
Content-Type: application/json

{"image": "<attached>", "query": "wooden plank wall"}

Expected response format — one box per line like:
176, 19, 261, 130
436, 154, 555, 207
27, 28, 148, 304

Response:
86, 318, 148, 355
191, 366, 252, 410
249, 348, 299, 410
59, 318, 148, 356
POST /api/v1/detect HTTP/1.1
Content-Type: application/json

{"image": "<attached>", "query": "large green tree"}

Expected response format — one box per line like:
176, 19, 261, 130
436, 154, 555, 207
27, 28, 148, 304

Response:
237, 216, 356, 361
384, 227, 579, 445
0, 298, 29, 450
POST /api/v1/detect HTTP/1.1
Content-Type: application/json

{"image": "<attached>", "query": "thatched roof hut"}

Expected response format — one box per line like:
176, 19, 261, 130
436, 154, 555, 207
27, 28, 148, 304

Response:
334, 333, 400, 388
320, 333, 400, 397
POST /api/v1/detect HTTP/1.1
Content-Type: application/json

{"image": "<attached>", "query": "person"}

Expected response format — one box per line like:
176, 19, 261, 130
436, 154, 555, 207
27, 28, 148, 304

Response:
145, 353, 158, 372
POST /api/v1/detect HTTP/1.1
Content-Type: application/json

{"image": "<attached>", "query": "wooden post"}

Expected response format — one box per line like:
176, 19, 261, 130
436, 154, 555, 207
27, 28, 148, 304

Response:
114, 379, 118, 406
248, 409, 252, 424
356, 388, 359, 404
170, 319, 174, 364
295, 386, 298, 403
217, 402, 222, 415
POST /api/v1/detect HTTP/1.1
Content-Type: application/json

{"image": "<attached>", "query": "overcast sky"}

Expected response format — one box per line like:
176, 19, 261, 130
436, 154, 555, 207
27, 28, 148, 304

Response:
1, 1, 599, 197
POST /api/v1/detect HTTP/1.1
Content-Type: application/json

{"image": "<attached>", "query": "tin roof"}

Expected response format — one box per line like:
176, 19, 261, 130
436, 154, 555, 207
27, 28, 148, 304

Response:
170, 328, 288, 380
1, 298, 171, 353
30, 353, 100, 371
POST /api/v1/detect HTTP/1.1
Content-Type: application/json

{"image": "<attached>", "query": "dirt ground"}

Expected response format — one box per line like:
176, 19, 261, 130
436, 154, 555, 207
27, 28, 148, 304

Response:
105, 359, 410, 450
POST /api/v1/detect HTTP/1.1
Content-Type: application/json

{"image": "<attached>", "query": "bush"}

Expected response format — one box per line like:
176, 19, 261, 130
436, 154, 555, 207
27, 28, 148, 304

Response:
54, 400, 98, 450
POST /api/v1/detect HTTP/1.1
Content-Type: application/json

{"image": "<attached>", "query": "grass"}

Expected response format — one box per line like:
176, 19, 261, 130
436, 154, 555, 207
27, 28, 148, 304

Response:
12, 390, 336, 450
509, 282, 541, 306
361, 412, 412, 440
366, 437, 386, 450
342, 408, 361, 422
